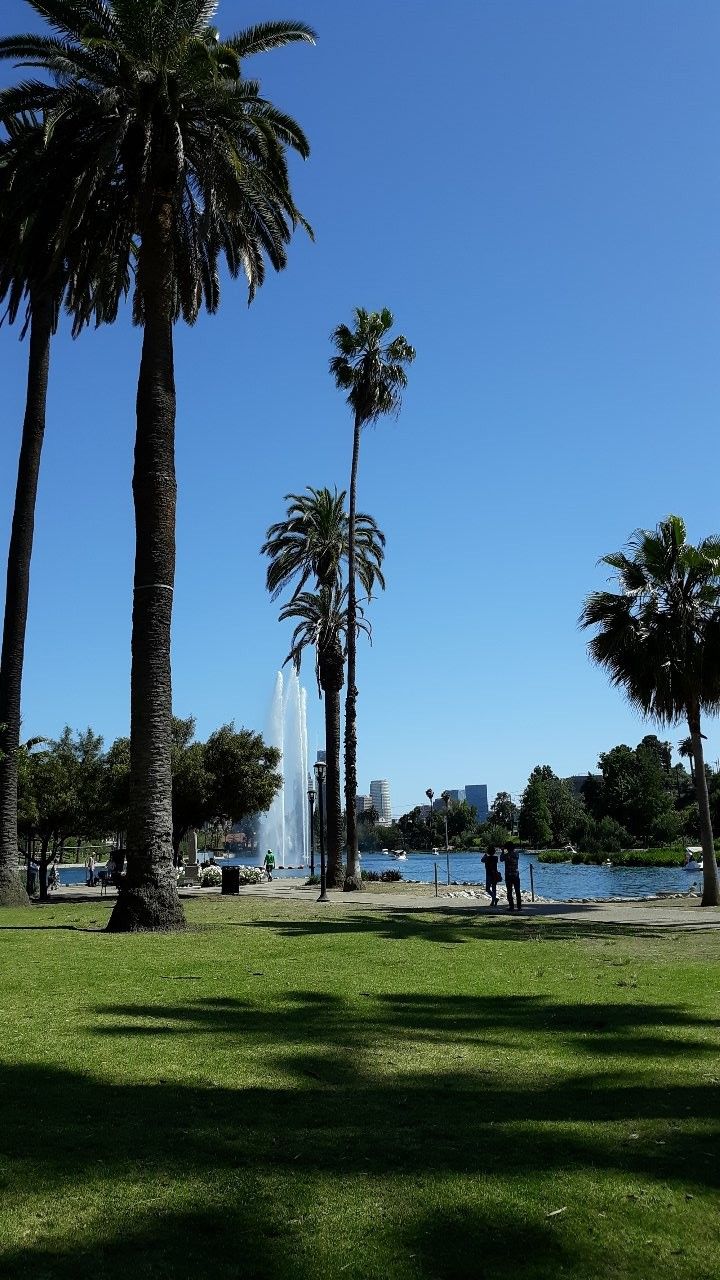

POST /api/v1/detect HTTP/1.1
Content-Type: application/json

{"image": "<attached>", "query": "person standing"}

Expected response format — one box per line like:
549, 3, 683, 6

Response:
264, 850, 276, 881
501, 844, 522, 911
481, 845, 500, 907
27, 856, 39, 897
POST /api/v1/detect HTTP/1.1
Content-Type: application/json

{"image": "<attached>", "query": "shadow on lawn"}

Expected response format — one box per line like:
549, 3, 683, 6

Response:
3, 992, 718, 1278
238, 908, 719, 947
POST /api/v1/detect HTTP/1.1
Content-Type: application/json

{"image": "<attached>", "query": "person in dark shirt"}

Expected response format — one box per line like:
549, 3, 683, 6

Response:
481, 845, 500, 907
501, 844, 522, 911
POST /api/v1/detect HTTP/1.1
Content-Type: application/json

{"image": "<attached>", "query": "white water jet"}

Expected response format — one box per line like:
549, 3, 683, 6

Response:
258, 670, 310, 868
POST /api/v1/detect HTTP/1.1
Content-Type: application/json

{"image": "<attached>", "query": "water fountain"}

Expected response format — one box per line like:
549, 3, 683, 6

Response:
258, 670, 310, 868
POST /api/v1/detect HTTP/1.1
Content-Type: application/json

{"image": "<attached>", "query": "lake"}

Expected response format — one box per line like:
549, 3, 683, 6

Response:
55, 849, 701, 900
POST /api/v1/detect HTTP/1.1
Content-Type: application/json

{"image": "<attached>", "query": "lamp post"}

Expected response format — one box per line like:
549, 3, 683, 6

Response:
441, 790, 451, 884
314, 759, 328, 902
307, 778, 316, 877
425, 788, 434, 848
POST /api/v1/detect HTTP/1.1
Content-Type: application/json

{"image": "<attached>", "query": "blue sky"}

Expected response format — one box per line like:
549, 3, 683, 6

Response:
2, 0, 719, 816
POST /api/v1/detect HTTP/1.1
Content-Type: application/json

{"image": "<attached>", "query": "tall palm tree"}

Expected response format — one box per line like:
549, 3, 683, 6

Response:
281, 586, 369, 887
262, 487, 385, 885
330, 308, 415, 889
580, 515, 720, 906
0, 1, 315, 930
0, 114, 128, 908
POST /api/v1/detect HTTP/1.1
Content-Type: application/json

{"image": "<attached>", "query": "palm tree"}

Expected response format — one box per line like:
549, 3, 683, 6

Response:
678, 736, 695, 784
0, 1, 315, 930
330, 308, 415, 889
280, 587, 369, 887
0, 114, 128, 908
262, 487, 385, 885
580, 515, 720, 906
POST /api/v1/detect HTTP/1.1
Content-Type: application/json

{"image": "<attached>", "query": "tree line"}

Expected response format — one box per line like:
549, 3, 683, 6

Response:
17, 719, 281, 899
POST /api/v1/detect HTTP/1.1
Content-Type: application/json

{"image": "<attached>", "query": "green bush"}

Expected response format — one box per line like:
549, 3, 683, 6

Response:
380, 869, 402, 882
361, 869, 381, 882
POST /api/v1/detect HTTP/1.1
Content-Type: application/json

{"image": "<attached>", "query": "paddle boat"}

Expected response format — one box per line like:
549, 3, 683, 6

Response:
684, 846, 703, 872
391, 849, 407, 860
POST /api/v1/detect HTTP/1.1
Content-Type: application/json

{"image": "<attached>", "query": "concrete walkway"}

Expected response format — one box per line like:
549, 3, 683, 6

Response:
36, 879, 720, 929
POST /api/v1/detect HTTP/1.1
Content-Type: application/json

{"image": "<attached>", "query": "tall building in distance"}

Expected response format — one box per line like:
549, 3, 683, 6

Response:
370, 779, 392, 824
356, 794, 373, 815
316, 750, 327, 764
464, 784, 488, 824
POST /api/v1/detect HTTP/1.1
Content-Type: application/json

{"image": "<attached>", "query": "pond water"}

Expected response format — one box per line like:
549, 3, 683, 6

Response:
54, 849, 702, 900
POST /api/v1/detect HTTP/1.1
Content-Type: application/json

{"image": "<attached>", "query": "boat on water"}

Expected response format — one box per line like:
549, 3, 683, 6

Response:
381, 848, 389, 854
431, 847, 441, 854
684, 846, 703, 872
391, 850, 407, 860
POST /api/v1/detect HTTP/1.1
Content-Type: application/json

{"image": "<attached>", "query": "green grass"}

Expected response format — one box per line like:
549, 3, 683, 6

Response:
1, 896, 718, 1279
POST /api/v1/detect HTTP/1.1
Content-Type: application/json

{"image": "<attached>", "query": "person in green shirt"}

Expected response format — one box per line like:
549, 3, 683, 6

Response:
264, 850, 276, 881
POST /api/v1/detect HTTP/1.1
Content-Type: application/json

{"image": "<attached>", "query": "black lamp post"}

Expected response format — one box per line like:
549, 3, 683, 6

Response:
425, 788, 434, 847
314, 759, 328, 902
307, 777, 316, 877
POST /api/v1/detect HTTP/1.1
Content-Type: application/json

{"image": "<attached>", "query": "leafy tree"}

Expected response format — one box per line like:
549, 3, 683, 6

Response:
330, 308, 415, 889
0, 1, 315, 930
104, 737, 131, 848
170, 718, 208, 864
203, 723, 282, 835
518, 774, 552, 847
488, 791, 516, 832
18, 727, 106, 899
484, 823, 512, 850
581, 515, 720, 904
263, 487, 385, 886
358, 805, 379, 825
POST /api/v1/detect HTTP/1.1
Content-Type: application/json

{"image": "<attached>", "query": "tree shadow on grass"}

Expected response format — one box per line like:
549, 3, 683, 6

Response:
2, 979, 719, 1280
92, 990, 720, 1061
236, 909, 720, 948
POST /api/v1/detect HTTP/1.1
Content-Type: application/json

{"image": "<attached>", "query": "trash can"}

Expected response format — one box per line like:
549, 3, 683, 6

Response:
221, 865, 240, 895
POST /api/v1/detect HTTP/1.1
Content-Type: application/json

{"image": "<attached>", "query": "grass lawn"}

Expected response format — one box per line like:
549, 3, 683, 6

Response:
0, 897, 718, 1279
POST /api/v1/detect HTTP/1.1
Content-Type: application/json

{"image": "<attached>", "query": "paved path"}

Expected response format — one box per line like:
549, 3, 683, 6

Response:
42, 879, 720, 929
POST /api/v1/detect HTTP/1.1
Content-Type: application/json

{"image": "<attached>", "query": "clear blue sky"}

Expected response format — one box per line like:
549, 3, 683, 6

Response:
2, 0, 719, 816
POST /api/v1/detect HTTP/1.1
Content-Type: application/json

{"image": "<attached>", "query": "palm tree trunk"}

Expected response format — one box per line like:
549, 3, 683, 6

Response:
344, 414, 362, 890
0, 293, 53, 908
108, 191, 184, 932
321, 644, 344, 888
688, 707, 720, 907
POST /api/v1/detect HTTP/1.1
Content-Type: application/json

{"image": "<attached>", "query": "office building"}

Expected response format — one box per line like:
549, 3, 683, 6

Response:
370, 779, 392, 824
316, 750, 326, 764
464, 784, 488, 823
356, 794, 373, 815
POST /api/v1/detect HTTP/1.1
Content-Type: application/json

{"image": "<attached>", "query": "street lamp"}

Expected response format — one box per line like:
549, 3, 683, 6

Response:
314, 759, 328, 902
307, 776, 316, 877
441, 790, 451, 885
441, 791, 450, 852
425, 788, 434, 847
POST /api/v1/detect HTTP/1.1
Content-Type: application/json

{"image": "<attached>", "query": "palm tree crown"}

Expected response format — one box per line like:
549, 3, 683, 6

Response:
580, 515, 720, 723
280, 585, 368, 694
330, 307, 416, 426
0, 1, 316, 318
262, 486, 385, 601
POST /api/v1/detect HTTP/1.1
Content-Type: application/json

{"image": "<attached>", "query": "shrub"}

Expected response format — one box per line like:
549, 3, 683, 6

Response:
236, 865, 264, 885
380, 869, 402, 882
200, 865, 222, 887
305, 874, 320, 886
361, 869, 381, 882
